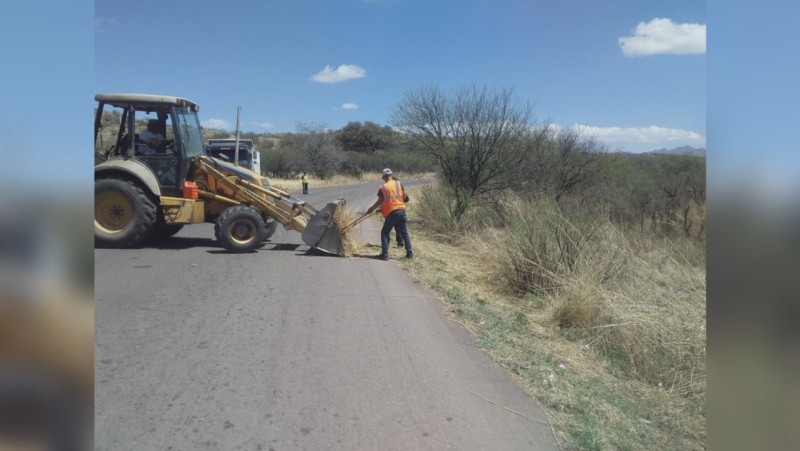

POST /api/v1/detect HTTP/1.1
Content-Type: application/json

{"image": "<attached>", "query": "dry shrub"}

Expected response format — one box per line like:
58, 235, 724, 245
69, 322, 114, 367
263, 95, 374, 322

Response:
552, 279, 608, 329
637, 200, 707, 242
488, 196, 627, 297
682, 201, 706, 240
485, 194, 706, 405
414, 184, 461, 235
413, 183, 496, 240
557, 237, 705, 405
599, 238, 706, 398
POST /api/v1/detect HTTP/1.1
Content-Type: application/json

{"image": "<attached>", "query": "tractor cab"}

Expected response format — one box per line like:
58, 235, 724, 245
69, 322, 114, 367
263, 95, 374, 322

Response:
94, 94, 205, 197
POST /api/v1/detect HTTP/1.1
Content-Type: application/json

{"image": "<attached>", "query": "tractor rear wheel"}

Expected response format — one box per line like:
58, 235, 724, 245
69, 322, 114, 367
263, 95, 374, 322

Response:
95, 177, 156, 248
214, 205, 266, 253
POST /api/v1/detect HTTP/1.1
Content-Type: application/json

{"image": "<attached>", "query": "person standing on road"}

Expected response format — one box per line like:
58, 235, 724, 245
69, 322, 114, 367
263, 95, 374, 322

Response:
302, 171, 309, 194
392, 175, 406, 248
365, 168, 413, 260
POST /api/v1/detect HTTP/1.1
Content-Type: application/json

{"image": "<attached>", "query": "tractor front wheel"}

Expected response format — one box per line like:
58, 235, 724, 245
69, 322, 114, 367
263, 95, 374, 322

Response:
214, 205, 266, 253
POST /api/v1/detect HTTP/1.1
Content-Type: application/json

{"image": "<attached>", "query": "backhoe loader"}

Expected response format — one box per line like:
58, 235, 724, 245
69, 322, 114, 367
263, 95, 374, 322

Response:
94, 93, 343, 255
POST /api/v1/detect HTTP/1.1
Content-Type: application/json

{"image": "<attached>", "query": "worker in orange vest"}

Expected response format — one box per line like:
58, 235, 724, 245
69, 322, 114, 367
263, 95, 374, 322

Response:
365, 168, 413, 260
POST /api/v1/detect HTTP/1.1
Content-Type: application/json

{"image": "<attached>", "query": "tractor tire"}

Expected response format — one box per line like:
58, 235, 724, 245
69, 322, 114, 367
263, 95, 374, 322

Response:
214, 205, 266, 253
95, 177, 157, 248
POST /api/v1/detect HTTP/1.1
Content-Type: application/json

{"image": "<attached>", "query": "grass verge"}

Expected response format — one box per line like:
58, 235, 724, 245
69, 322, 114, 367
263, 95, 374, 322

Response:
396, 186, 706, 450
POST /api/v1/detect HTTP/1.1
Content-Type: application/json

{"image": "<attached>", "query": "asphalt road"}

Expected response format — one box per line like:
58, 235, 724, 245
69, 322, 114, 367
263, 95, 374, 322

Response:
95, 180, 559, 450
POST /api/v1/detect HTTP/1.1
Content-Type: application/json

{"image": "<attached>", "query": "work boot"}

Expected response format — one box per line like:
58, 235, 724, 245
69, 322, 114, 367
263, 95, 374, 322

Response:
405, 252, 414, 259
377, 253, 389, 261
396, 242, 404, 248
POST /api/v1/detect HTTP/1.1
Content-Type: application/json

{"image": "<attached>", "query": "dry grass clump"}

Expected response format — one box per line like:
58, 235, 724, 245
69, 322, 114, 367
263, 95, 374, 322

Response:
332, 204, 369, 257
489, 197, 628, 297
591, 247, 706, 401
411, 184, 500, 241
555, 263, 706, 400
486, 197, 706, 403
552, 279, 608, 329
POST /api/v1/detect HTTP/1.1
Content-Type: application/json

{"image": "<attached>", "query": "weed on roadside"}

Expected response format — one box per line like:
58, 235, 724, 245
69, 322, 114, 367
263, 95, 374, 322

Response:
399, 187, 706, 450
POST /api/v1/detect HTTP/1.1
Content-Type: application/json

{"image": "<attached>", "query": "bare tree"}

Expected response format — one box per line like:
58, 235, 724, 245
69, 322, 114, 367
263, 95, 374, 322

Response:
392, 84, 539, 219
521, 126, 610, 202
551, 127, 611, 201
295, 122, 342, 179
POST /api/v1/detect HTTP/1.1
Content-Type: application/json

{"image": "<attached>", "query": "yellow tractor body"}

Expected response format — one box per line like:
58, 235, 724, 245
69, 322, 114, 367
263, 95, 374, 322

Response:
94, 93, 343, 254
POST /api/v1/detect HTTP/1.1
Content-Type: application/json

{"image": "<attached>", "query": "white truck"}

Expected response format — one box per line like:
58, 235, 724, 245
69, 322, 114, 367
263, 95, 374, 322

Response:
205, 138, 261, 175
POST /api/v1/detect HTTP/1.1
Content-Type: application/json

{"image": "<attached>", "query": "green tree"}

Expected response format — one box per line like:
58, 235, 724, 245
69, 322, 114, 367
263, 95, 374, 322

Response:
336, 122, 362, 152
336, 121, 394, 153
261, 147, 298, 178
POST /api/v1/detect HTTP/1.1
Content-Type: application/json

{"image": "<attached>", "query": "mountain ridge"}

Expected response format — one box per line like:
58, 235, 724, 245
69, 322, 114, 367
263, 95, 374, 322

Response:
646, 146, 706, 156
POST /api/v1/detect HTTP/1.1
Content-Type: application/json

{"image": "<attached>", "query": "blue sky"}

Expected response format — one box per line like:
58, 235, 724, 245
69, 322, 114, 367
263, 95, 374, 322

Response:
3, 0, 797, 198
95, 0, 706, 154
707, 0, 800, 204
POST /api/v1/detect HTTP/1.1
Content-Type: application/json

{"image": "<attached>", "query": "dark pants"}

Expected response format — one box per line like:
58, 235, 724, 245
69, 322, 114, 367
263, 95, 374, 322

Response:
302, 182, 308, 194
381, 209, 411, 256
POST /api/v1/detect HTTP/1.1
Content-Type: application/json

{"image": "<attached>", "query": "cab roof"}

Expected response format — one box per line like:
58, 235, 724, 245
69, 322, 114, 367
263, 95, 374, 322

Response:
95, 93, 199, 111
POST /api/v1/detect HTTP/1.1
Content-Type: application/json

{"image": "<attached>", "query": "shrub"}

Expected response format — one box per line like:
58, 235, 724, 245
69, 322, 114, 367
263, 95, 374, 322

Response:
414, 183, 497, 239
490, 196, 625, 297
482, 193, 705, 401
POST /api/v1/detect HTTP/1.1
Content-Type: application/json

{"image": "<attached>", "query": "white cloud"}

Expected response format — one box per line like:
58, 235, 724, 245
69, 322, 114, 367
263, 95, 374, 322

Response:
201, 118, 232, 130
310, 64, 366, 83
573, 124, 706, 153
252, 121, 275, 129
342, 103, 359, 110
619, 18, 705, 56
94, 17, 116, 33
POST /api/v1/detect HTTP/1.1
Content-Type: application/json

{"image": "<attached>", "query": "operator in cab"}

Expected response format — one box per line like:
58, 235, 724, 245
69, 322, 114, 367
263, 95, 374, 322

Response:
138, 119, 165, 154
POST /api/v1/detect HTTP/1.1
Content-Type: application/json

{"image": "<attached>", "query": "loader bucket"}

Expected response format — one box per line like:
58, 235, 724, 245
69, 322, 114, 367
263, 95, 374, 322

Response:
301, 202, 344, 256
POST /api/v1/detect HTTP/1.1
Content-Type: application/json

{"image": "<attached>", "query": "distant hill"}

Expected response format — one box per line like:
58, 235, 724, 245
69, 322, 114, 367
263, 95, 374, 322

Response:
647, 146, 706, 157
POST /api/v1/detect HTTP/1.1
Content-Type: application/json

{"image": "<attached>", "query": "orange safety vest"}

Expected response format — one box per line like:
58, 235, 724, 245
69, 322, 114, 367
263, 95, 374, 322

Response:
379, 180, 406, 218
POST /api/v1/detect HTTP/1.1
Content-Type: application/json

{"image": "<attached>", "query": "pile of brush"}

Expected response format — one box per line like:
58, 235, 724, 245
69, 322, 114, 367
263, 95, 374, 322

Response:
332, 205, 373, 257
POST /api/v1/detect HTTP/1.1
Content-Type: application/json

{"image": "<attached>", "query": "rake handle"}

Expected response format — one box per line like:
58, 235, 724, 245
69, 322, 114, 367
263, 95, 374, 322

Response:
341, 211, 377, 231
